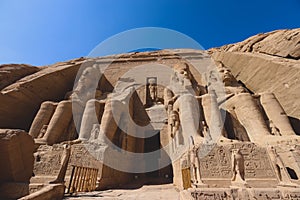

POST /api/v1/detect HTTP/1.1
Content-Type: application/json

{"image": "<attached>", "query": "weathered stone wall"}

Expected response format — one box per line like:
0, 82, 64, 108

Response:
0, 129, 34, 183
0, 64, 40, 90
199, 143, 277, 187
0, 58, 85, 130
210, 28, 300, 120
0, 129, 35, 199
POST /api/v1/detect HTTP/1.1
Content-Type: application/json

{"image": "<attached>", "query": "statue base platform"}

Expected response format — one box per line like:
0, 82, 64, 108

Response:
230, 181, 249, 188
277, 182, 300, 188
192, 182, 208, 188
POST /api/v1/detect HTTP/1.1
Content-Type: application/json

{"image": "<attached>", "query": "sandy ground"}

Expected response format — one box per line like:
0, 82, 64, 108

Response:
64, 184, 180, 200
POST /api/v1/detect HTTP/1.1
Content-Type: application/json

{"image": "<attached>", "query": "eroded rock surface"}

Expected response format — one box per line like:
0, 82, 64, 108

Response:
0, 129, 35, 199
210, 28, 300, 119
0, 29, 299, 199
0, 64, 40, 90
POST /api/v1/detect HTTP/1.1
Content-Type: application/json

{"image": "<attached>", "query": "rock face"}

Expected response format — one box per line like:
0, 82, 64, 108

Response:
0, 129, 35, 199
0, 58, 85, 130
0, 129, 34, 182
0, 29, 299, 199
210, 28, 300, 120
0, 64, 40, 90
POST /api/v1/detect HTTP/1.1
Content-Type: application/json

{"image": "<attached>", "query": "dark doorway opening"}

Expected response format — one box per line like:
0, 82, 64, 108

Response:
286, 167, 299, 180
144, 131, 161, 177
142, 131, 173, 184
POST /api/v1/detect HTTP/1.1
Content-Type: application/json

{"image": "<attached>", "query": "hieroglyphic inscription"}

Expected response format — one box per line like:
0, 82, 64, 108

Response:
191, 190, 233, 200
199, 143, 276, 179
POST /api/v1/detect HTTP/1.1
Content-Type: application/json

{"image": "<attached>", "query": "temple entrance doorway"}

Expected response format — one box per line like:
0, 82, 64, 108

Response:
142, 130, 173, 184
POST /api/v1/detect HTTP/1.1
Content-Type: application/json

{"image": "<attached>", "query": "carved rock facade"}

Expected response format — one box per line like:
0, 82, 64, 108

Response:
0, 28, 299, 199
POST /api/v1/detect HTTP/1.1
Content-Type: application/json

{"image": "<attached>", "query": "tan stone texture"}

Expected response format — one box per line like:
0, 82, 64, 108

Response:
210, 28, 300, 120
0, 29, 300, 199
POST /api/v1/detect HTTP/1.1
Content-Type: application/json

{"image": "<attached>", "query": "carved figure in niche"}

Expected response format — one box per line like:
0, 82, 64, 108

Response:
269, 120, 281, 136
169, 110, 180, 151
37, 125, 48, 138
189, 136, 205, 186
231, 149, 246, 183
267, 146, 297, 186
147, 78, 157, 104
50, 144, 71, 183
201, 121, 212, 141
29, 66, 103, 145
90, 124, 100, 141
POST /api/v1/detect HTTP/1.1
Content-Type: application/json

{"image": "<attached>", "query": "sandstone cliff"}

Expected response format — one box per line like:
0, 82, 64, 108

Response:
0, 58, 86, 130
0, 64, 40, 90
210, 28, 300, 119
0, 28, 299, 131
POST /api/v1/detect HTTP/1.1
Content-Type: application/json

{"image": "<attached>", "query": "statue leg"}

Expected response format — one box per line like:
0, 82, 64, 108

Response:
227, 93, 270, 143
42, 100, 72, 145
202, 94, 227, 139
260, 93, 295, 136
79, 99, 103, 141
29, 101, 57, 138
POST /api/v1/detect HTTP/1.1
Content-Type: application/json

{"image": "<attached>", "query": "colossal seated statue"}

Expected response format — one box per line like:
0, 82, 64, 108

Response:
209, 61, 296, 144
29, 65, 103, 145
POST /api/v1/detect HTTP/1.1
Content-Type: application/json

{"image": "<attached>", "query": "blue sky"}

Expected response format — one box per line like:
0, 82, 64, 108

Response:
0, 0, 299, 66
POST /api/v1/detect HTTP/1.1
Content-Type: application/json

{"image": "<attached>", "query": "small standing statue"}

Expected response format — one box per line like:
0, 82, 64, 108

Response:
90, 124, 100, 141
269, 120, 281, 136
50, 144, 71, 183
169, 110, 180, 152
148, 78, 157, 104
189, 136, 206, 187
231, 149, 248, 187
37, 125, 48, 138
201, 121, 212, 141
267, 146, 298, 187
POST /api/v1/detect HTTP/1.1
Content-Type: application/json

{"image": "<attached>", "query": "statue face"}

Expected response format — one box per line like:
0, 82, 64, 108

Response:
76, 67, 99, 92
171, 114, 176, 122
148, 78, 156, 85
166, 89, 173, 97
79, 68, 93, 85
174, 63, 190, 79
218, 67, 235, 86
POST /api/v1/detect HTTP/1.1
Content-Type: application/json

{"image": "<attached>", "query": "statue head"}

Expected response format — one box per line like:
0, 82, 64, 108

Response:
164, 87, 174, 99
174, 62, 191, 80
215, 62, 237, 86
148, 78, 156, 86
75, 66, 101, 91
71, 65, 101, 102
